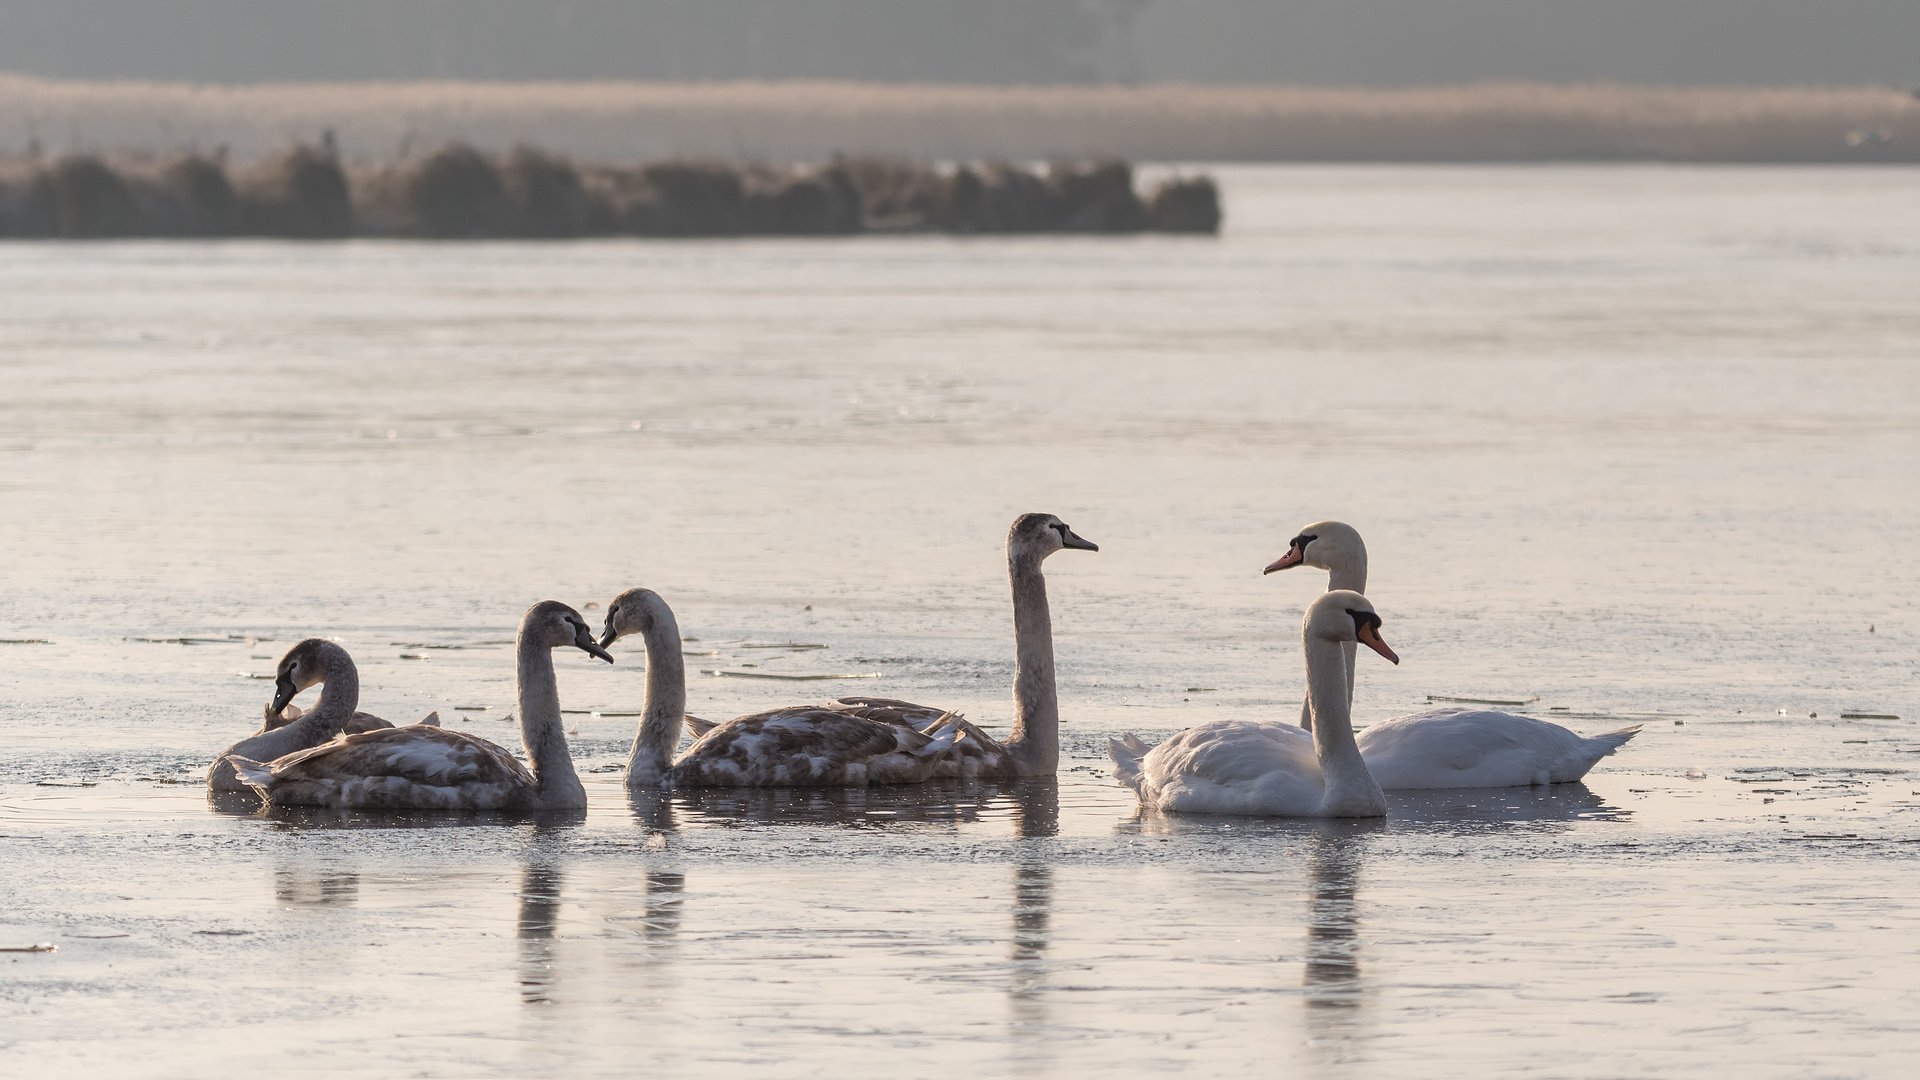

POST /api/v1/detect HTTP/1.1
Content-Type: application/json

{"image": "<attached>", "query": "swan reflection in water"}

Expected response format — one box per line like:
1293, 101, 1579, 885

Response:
1387, 781, 1628, 827
1005, 779, 1060, 1072
514, 814, 637, 1007
633, 777, 1026, 829
271, 862, 360, 907
1126, 781, 1628, 1049
1299, 821, 1371, 1019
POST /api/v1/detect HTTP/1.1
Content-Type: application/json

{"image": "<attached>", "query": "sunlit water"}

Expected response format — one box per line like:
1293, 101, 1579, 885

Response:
2, 165, 1918, 1078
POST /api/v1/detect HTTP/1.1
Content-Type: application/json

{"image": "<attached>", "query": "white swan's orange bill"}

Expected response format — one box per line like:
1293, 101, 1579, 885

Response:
1358, 624, 1400, 665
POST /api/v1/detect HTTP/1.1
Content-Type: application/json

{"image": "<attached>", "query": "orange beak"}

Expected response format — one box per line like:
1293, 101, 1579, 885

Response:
1356, 621, 1399, 665
1263, 543, 1306, 575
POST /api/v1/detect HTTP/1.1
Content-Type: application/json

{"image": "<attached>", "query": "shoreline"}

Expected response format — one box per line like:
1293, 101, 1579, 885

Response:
4, 74, 1917, 164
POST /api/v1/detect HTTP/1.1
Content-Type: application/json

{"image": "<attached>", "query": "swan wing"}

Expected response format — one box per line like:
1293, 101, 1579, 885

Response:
1356, 708, 1636, 789
342, 711, 395, 734
823, 696, 950, 730
1134, 720, 1325, 816
671, 707, 938, 787
241, 726, 536, 808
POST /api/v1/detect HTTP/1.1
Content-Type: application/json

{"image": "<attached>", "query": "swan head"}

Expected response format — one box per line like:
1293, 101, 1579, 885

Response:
522, 600, 615, 663
1306, 590, 1398, 665
1264, 520, 1364, 577
597, 587, 676, 650
269, 638, 347, 713
1009, 512, 1098, 562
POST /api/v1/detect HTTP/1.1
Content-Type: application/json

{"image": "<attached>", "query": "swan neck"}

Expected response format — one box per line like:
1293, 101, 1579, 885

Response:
1007, 553, 1058, 776
1305, 635, 1382, 815
1325, 561, 1366, 712
517, 634, 583, 807
626, 609, 687, 787
306, 645, 361, 736
1326, 557, 1366, 596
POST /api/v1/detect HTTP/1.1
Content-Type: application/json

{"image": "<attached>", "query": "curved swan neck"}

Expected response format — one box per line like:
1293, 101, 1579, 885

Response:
1305, 635, 1383, 816
1007, 552, 1058, 776
625, 605, 687, 787
305, 645, 361, 736
517, 634, 584, 807
1299, 559, 1367, 730
1326, 557, 1366, 596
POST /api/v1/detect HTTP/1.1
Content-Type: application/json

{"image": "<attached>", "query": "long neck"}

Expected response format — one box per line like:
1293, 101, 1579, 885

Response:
625, 610, 687, 787
305, 646, 361, 737
1328, 557, 1365, 707
1299, 558, 1368, 726
1007, 553, 1058, 777
1304, 635, 1382, 816
517, 637, 584, 807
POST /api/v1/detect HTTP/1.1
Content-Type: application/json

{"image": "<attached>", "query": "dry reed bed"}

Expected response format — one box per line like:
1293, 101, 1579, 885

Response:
0, 145, 1220, 238
4, 75, 1918, 163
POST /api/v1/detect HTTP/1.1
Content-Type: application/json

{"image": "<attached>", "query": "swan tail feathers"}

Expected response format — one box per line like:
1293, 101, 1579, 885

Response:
920, 711, 964, 737
417, 712, 442, 728
1589, 725, 1642, 754
225, 755, 275, 788
684, 714, 719, 737
1108, 733, 1150, 790
908, 721, 962, 758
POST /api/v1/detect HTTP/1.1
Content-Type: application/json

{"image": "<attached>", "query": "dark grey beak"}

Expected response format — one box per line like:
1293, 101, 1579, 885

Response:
269, 671, 298, 713
1061, 529, 1098, 552
597, 619, 619, 650
576, 625, 615, 664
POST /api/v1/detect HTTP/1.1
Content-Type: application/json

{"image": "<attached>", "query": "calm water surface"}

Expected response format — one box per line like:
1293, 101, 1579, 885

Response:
2, 165, 1918, 1078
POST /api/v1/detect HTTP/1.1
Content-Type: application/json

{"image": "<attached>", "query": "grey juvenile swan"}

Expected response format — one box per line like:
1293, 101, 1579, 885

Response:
598, 588, 959, 788
225, 602, 611, 810
823, 511, 1099, 780
601, 512, 1096, 785
207, 639, 431, 793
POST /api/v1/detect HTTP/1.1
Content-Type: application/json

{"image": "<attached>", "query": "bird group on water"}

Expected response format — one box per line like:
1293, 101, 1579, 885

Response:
212, 513, 1639, 817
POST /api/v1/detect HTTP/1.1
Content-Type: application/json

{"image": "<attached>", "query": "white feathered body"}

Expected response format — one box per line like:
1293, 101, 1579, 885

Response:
1110, 720, 1330, 816
1111, 710, 1640, 809
1354, 708, 1640, 789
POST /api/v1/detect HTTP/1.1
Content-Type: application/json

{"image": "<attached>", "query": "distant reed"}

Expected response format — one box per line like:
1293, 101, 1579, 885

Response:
2, 74, 1916, 163
0, 145, 1220, 238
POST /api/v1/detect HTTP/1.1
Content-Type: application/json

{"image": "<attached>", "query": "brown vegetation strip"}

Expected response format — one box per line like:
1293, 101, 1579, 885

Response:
3, 75, 1916, 163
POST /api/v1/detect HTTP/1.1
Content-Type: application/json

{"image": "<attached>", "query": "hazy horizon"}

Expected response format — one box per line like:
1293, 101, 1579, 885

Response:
1, 0, 1916, 87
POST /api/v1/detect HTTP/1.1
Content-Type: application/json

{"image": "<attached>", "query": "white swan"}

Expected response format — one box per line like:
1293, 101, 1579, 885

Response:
208, 639, 412, 793
823, 512, 1100, 779
1109, 590, 1398, 817
225, 602, 611, 810
1263, 520, 1366, 731
598, 588, 959, 788
1267, 519, 1639, 787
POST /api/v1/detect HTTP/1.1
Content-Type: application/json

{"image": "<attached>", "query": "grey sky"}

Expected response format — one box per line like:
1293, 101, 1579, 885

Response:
1, 0, 1914, 86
